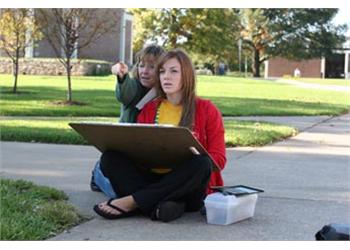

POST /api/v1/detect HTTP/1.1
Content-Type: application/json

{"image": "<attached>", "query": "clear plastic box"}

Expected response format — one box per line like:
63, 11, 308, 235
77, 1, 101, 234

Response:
204, 192, 258, 225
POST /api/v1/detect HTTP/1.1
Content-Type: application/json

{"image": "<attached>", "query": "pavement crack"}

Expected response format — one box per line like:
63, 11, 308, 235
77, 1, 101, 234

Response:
235, 150, 256, 159
260, 195, 349, 204
299, 115, 337, 132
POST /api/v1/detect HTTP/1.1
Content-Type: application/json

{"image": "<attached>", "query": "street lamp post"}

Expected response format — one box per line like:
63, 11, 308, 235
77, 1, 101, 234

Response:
238, 38, 242, 73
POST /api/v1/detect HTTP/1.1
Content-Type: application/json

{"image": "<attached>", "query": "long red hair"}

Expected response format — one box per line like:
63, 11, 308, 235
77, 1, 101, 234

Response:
155, 49, 196, 129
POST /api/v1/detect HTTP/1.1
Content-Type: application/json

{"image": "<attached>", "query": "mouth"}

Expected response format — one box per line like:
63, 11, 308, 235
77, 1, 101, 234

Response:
162, 82, 172, 87
141, 77, 151, 81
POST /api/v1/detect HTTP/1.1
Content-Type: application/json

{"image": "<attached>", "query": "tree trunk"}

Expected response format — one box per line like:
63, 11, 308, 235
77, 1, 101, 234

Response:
12, 57, 19, 93
66, 59, 73, 102
12, 62, 18, 93
253, 48, 260, 77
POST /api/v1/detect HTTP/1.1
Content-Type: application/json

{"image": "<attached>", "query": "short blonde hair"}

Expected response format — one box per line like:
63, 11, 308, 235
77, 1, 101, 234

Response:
132, 44, 165, 80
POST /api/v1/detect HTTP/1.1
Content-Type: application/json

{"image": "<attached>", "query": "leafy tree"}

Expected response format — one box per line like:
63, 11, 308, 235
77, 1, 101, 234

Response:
239, 8, 347, 77
37, 9, 117, 103
185, 9, 240, 66
130, 9, 157, 53
0, 8, 41, 93
131, 8, 197, 49
130, 8, 240, 68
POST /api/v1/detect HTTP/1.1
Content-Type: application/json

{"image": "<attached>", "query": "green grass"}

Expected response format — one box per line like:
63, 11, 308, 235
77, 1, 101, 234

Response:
0, 74, 119, 117
1, 74, 349, 116
290, 78, 350, 86
197, 76, 350, 116
224, 120, 297, 146
0, 117, 297, 147
0, 178, 85, 240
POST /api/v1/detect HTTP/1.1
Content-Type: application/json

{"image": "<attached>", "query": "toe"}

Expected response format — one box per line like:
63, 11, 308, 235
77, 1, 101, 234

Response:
98, 201, 120, 215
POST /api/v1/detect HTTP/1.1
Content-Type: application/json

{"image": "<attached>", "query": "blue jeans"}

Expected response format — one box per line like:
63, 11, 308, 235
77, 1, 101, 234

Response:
93, 160, 117, 198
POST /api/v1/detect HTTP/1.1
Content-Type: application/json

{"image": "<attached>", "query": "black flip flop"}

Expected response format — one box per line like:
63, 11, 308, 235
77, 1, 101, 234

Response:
93, 198, 137, 220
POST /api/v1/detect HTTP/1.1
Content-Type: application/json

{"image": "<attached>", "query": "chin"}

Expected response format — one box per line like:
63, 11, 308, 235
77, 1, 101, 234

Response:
141, 81, 154, 88
163, 90, 175, 95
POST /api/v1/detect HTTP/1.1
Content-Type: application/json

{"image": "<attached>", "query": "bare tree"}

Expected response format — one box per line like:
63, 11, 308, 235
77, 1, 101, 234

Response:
37, 9, 118, 103
0, 8, 41, 93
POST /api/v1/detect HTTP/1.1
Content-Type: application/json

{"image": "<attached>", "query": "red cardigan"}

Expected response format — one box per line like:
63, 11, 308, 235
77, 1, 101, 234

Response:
137, 97, 227, 194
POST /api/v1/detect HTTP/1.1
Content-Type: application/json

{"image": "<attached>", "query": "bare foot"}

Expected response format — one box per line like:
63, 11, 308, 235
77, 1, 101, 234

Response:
97, 195, 137, 215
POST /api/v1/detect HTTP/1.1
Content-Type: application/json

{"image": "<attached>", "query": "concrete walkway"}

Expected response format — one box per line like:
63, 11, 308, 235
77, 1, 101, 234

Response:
275, 79, 350, 92
1, 114, 349, 240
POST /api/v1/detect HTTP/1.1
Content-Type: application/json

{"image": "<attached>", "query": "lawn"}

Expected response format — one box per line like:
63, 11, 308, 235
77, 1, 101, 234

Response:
1, 74, 349, 116
197, 76, 350, 116
0, 74, 119, 117
0, 117, 297, 147
0, 178, 85, 240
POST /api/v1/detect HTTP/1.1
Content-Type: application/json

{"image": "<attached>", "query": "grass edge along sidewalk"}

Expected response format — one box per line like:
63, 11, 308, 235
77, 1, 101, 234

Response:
0, 178, 86, 240
0, 117, 297, 147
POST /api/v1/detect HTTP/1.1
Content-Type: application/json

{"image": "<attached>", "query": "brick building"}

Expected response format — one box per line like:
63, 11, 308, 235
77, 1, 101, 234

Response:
264, 40, 350, 79
1, 9, 133, 65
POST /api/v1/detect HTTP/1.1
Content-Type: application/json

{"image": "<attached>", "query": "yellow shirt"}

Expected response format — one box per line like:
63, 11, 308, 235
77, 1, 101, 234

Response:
158, 99, 183, 126
151, 100, 183, 174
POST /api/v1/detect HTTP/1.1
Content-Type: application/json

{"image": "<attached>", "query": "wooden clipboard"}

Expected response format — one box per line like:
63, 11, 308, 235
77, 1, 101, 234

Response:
69, 122, 219, 171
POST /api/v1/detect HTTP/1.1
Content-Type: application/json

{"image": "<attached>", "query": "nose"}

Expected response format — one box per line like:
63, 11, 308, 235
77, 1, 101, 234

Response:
146, 65, 155, 73
162, 70, 170, 79
142, 67, 150, 74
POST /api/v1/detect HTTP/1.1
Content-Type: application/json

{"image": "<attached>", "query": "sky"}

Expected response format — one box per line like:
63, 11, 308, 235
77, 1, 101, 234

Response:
332, 8, 350, 36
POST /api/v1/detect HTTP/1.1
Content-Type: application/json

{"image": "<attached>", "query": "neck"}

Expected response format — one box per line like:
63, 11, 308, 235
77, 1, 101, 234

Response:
166, 92, 182, 105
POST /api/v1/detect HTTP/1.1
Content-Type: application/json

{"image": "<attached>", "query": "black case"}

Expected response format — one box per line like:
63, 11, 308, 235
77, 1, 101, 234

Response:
210, 185, 264, 196
315, 223, 350, 240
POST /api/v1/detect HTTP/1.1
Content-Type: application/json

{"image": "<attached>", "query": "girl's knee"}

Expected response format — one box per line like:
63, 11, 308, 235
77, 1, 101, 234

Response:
190, 155, 212, 175
100, 150, 121, 174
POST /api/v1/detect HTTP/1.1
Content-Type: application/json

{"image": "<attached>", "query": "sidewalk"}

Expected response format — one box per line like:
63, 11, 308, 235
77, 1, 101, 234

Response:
1, 114, 349, 240
275, 78, 350, 92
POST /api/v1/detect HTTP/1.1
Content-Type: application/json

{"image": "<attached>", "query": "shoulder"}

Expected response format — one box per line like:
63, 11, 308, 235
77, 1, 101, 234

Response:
142, 97, 163, 110
195, 97, 220, 113
137, 97, 162, 123
195, 97, 223, 124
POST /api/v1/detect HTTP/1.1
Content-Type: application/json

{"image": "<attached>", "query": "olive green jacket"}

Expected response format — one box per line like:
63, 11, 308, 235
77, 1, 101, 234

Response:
115, 74, 149, 123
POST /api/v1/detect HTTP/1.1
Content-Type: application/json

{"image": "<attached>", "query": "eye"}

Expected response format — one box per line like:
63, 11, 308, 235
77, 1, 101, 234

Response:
139, 63, 145, 68
159, 69, 165, 74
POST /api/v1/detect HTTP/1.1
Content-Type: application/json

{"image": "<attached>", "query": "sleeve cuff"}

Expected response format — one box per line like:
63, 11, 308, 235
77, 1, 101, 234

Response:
117, 74, 127, 84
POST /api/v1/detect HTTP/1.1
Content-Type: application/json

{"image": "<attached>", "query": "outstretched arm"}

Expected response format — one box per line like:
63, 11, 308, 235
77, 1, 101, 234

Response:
112, 62, 140, 107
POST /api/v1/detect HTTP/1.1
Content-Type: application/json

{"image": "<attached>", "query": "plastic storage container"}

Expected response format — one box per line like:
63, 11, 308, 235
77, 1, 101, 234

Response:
204, 192, 258, 225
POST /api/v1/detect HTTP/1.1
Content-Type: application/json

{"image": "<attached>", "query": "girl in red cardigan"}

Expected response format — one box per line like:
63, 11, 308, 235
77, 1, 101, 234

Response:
94, 49, 226, 222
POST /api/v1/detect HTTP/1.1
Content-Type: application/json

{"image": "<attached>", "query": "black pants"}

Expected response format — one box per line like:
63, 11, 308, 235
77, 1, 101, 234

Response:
100, 150, 212, 216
